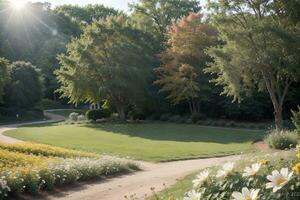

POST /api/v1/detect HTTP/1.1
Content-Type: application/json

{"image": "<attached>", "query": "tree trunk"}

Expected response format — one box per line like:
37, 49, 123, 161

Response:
274, 106, 283, 130
261, 70, 290, 130
118, 107, 126, 121
188, 101, 193, 114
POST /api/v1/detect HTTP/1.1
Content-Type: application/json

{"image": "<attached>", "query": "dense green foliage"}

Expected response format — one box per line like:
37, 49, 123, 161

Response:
4, 62, 44, 108
0, 58, 9, 102
205, 0, 300, 129
130, 0, 201, 40
55, 4, 121, 23
56, 16, 156, 120
5, 123, 263, 162
85, 109, 110, 120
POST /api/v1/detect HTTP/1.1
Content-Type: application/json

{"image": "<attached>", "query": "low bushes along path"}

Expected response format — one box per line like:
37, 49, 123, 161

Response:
0, 112, 245, 199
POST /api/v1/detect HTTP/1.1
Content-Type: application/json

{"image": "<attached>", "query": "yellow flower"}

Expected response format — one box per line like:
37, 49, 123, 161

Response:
296, 152, 300, 159
168, 196, 176, 200
292, 163, 300, 174
259, 159, 269, 166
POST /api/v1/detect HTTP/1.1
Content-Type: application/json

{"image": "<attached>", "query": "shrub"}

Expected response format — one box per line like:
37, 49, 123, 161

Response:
77, 114, 86, 121
85, 109, 110, 121
69, 112, 79, 121
160, 113, 171, 121
226, 121, 236, 127
168, 115, 182, 123
215, 120, 226, 127
191, 113, 206, 123
185, 118, 193, 124
292, 106, 300, 134
264, 130, 298, 150
128, 110, 146, 120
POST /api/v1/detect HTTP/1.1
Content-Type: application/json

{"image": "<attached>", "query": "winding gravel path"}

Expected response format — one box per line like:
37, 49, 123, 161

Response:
42, 155, 240, 200
0, 110, 65, 143
0, 111, 241, 200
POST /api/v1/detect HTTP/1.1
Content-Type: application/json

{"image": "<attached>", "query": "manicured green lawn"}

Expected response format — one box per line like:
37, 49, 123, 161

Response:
5, 123, 264, 162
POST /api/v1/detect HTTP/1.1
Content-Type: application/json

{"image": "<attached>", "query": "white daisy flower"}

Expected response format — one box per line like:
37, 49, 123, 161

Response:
232, 187, 260, 200
242, 163, 261, 177
266, 168, 293, 192
192, 170, 209, 188
183, 190, 202, 200
216, 162, 235, 178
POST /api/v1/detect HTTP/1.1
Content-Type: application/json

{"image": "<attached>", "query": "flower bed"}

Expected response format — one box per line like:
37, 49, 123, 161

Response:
179, 149, 300, 200
0, 142, 96, 158
152, 148, 300, 200
0, 143, 139, 199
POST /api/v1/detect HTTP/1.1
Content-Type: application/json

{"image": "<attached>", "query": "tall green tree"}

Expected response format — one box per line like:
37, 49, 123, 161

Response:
130, 0, 201, 46
155, 13, 218, 113
56, 17, 155, 120
55, 4, 122, 24
0, 57, 9, 102
0, 1, 81, 100
205, 0, 300, 129
4, 61, 44, 108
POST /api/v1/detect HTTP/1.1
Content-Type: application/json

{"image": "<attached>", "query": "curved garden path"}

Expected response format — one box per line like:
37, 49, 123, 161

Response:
43, 155, 240, 200
0, 111, 241, 200
0, 110, 65, 143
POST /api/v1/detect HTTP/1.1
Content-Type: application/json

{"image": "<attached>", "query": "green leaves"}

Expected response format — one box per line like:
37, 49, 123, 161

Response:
56, 16, 155, 118
0, 58, 9, 102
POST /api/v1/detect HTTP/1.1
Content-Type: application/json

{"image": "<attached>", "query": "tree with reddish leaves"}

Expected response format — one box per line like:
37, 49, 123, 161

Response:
155, 13, 218, 114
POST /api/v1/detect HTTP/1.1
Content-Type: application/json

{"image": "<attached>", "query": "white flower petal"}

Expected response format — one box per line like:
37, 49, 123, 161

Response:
242, 187, 250, 197
232, 192, 244, 200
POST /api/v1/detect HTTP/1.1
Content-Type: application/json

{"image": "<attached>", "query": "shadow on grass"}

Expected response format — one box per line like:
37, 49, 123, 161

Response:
82, 123, 265, 143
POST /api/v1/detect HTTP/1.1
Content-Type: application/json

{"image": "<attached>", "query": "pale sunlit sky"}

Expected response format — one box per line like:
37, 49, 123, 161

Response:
30, 0, 138, 11
29, 0, 206, 12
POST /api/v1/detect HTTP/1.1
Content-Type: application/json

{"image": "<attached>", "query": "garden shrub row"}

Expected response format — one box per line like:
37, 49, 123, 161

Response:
65, 109, 294, 131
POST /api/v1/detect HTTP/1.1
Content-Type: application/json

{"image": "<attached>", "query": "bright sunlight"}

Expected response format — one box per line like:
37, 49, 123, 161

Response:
9, 0, 27, 11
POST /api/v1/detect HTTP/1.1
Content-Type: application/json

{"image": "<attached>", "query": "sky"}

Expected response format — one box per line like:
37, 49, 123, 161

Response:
29, 0, 206, 12
30, 0, 138, 11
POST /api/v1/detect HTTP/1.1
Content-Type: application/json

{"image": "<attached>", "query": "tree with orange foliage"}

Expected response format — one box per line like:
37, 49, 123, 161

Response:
155, 13, 218, 114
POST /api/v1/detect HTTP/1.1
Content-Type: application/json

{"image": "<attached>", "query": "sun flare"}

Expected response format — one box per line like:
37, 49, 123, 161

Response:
9, 0, 27, 11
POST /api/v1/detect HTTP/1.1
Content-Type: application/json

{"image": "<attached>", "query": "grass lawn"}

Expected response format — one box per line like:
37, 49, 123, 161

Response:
4, 123, 264, 162
148, 172, 196, 200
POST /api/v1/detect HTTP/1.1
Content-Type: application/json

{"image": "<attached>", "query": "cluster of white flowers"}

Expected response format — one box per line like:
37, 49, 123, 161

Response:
183, 159, 296, 200
0, 177, 10, 198
216, 162, 235, 178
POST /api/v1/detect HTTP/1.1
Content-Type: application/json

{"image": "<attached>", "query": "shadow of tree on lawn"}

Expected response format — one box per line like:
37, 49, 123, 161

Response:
83, 123, 264, 144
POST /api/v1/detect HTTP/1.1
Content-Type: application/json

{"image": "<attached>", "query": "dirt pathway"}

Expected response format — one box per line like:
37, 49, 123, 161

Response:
0, 110, 65, 143
40, 155, 240, 200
